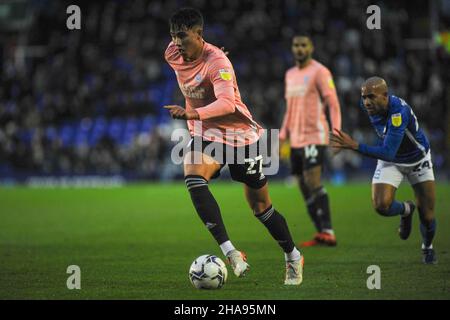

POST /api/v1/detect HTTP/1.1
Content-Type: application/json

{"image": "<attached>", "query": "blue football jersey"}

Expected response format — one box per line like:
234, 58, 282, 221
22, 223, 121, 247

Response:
358, 95, 430, 164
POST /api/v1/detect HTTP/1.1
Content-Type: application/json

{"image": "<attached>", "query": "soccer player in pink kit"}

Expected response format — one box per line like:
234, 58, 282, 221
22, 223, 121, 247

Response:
164, 8, 304, 285
280, 36, 342, 247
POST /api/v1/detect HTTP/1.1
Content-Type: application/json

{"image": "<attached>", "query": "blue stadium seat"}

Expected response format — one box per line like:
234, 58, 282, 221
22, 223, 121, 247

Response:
59, 123, 75, 147
161, 80, 177, 107
121, 132, 135, 146
89, 117, 108, 146
19, 129, 33, 146
120, 117, 139, 146
74, 118, 93, 147
45, 126, 58, 141
125, 118, 138, 133
107, 118, 124, 142
157, 113, 170, 124
74, 130, 88, 147
148, 84, 164, 105
75, 132, 88, 147
140, 115, 155, 133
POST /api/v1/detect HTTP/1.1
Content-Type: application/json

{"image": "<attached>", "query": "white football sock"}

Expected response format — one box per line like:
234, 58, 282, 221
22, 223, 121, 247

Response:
285, 247, 301, 262
402, 202, 411, 216
322, 229, 335, 235
220, 240, 236, 256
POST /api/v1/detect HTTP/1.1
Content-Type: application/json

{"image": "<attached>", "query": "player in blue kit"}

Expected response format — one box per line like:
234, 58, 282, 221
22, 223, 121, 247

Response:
330, 77, 437, 264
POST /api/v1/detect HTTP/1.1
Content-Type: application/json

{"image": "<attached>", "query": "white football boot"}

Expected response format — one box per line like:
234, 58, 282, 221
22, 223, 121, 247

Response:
284, 255, 304, 285
226, 250, 249, 277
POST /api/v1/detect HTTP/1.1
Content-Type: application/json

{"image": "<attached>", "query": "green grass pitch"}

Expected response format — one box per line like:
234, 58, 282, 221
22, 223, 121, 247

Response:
0, 182, 449, 299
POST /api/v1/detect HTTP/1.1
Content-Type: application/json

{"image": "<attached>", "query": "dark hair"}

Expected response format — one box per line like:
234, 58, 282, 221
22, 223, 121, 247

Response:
293, 34, 312, 43
169, 7, 204, 31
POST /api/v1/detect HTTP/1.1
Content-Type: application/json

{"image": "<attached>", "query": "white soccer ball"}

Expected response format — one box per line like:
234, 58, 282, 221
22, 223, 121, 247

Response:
189, 254, 228, 289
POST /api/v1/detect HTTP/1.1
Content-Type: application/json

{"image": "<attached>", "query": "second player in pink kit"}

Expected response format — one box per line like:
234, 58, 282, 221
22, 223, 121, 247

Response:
280, 35, 342, 247
164, 8, 304, 285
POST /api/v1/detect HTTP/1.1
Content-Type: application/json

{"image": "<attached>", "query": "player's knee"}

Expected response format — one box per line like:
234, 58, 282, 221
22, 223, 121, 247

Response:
184, 163, 217, 181
304, 178, 323, 195
246, 188, 271, 215
248, 195, 271, 214
419, 208, 435, 224
373, 199, 392, 216
419, 201, 435, 213
302, 178, 320, 194
252, 202, 271, 215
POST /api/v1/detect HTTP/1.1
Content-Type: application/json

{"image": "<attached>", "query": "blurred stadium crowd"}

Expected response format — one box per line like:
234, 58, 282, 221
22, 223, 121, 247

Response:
0, 0, 449, 183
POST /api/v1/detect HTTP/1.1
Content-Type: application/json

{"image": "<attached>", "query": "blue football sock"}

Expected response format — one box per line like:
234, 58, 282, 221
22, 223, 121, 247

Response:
384, 200, 405, 217
420, 219, 436, 248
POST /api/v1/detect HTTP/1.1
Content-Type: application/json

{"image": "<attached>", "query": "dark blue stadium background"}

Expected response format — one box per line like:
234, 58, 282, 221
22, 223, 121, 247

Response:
0, 0, 449, 185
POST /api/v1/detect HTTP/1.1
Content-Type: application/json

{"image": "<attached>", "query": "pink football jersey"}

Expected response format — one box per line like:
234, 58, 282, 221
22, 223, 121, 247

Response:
281, 59, 341, 148
165, 41, 262, 147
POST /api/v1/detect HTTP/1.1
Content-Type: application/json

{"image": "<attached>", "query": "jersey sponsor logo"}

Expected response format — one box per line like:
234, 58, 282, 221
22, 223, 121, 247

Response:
219, 69, 232, 81
391, 113, 402, 127
180, 83, 206, 99
286, 84, 307, 97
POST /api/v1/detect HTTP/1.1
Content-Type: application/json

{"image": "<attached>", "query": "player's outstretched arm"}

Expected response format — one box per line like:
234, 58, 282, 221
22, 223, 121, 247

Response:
164, 105, 199, 120
329, 129, 359, 150
331, 128, 404, 162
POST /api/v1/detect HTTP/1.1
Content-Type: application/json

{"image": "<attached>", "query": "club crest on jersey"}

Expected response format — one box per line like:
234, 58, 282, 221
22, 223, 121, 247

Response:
219, 69, 232, 81
195, 74, 202, 82
391, 113, 402, 127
